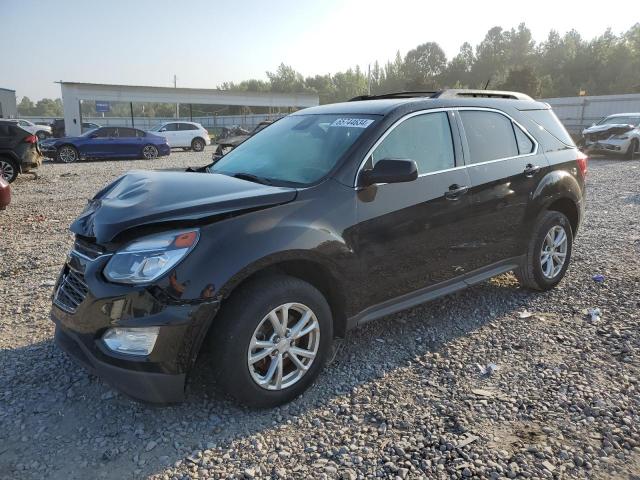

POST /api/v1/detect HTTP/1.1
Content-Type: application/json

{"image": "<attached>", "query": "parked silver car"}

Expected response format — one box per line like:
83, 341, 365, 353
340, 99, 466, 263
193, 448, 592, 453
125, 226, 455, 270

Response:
582, 113, 640, 159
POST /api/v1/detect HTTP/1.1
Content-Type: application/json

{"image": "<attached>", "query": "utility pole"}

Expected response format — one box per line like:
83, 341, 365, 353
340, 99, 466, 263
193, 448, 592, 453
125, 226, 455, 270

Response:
174, 74, 180, 118
367, 64, 371, 96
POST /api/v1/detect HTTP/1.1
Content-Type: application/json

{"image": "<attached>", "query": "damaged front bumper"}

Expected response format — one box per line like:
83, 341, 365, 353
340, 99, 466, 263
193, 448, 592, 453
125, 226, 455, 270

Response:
50, 245, 220, 404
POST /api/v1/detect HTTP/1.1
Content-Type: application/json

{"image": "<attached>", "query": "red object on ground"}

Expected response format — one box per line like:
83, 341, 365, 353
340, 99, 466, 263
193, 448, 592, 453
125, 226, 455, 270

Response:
0, 177, 11, 209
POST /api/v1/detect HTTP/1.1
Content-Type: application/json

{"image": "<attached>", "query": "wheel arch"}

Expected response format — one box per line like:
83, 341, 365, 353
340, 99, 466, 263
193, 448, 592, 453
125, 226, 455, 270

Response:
526, 169, 583, 235
218, 256, 348, 337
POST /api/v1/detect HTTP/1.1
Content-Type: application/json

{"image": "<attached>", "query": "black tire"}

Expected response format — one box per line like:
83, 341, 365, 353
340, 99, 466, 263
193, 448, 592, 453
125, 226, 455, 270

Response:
208, 274, 333, 408
515, 211, 573, 291
141, 144, 158, 160
57, 145, 79, 163
0, 157, 19, 183
191, 137, 205, 152
625, 139, 639, 160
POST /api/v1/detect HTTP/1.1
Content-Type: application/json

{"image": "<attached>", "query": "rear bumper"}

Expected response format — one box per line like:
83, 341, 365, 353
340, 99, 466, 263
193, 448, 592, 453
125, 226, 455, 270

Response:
20, 148, 43, 171
54, 323, 186, 403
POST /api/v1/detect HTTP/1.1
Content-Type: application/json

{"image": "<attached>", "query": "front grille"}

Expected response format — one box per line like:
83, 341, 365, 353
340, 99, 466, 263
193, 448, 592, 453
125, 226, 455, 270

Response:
54, 270, 89, 313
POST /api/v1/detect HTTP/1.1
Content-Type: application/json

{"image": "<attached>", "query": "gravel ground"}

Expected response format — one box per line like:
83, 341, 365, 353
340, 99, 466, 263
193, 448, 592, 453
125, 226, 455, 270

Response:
0, 151, 639, 480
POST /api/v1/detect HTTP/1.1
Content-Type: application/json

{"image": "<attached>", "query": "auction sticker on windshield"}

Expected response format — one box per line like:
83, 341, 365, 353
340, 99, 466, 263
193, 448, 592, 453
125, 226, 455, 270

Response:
330, 118, 374, 128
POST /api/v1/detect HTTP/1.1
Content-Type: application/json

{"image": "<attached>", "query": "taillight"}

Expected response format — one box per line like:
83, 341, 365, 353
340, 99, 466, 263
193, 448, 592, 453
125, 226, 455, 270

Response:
576, 154, 588, 178
23, 135, 38, 144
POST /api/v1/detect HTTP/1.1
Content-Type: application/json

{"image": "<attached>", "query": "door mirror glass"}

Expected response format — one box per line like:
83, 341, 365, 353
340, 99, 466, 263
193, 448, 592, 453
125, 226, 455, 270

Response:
360, 159, 418, 187
89, 133, 98, 138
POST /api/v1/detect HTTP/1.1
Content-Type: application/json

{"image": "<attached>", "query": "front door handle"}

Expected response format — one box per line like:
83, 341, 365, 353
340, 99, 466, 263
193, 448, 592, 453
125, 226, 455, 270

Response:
445, 184, 469, 200
524, 164, 541, 177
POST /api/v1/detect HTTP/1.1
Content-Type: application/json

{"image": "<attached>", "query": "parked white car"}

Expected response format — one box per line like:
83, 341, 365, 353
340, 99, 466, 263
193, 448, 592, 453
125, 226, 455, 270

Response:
149, 121, 210, 151
11, 119, 52, 140
582, 113, 640, 159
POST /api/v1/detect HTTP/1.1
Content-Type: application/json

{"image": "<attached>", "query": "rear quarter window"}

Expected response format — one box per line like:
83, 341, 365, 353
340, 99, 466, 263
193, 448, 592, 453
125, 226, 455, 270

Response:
526, 109, 575, 147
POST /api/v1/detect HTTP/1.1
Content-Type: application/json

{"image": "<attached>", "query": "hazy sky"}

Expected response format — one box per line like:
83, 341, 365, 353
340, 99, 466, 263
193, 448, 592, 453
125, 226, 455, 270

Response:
1, 0, 636, 100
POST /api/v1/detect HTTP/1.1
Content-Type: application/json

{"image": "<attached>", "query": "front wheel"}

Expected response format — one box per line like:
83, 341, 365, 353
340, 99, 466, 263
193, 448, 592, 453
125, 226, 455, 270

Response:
191, 138, 205, 152
57, 145, 78, 163
142, 144, 158, 160
208, 275, 333, 407
0, 157, 18, 183
515, 211, 573, 291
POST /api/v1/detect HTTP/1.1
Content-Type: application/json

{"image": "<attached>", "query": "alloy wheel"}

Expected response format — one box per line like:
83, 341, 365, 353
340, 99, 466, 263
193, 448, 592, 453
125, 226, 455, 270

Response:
0, 160, 15, 182
247, 303, 320, 390
540, 225, 568, 279
59, 146, 77, 163
143, 145, 158, 159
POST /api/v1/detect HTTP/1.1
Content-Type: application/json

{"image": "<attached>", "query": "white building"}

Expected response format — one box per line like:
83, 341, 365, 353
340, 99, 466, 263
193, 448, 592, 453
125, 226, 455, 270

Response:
0, 88, 17, 118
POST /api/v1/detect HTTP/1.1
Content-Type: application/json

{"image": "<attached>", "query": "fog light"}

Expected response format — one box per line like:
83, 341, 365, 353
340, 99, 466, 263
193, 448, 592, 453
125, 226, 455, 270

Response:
102, 327, 160, 356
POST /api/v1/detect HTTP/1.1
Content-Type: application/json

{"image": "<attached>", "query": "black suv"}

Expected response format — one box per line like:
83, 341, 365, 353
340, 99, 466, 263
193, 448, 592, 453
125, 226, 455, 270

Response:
0, 120, 43, 183
51, 90, 586, 406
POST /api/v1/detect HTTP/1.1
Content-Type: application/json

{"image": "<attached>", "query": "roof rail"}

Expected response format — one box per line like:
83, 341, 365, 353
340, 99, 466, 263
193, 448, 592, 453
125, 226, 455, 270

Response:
432, 89, 533, 100
348, 91, 439, 101
349, 89, 533, 102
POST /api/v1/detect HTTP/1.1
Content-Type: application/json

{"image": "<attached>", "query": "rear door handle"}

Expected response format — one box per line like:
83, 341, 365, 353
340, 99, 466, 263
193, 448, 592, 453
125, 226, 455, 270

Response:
524, 164, 541, 177
445, 184, 469, 200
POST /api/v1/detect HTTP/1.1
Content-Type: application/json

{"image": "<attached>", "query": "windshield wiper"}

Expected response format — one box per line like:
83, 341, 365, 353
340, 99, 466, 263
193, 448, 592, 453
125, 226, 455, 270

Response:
232, 172, 273, 185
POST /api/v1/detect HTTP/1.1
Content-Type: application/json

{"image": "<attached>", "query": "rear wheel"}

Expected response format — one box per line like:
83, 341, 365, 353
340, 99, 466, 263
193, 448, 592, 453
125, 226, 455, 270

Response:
625, 139, 639, 160
142, 144, 158, 160
515, 211, 573, 291
191, 137, 205, 152
0, 157, 18, 183
57, 145, 78, 163
208, 275, 333, 407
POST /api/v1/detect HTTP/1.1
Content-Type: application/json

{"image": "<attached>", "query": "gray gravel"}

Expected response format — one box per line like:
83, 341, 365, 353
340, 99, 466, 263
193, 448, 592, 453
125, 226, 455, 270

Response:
1, 152, 639, 480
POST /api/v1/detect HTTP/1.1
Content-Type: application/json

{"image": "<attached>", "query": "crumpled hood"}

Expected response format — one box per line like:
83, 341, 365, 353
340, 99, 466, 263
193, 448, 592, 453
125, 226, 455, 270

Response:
582, 123, 635, 136
70, 170, 297, 243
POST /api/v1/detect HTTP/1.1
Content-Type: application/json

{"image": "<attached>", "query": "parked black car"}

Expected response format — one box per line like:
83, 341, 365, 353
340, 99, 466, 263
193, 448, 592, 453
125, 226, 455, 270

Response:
0, 120, 43, 183
51, 90, 587, 406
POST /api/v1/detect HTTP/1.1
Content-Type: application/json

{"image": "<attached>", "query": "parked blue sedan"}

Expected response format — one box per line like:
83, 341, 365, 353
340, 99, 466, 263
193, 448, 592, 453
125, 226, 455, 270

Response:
40, 127, 170, 163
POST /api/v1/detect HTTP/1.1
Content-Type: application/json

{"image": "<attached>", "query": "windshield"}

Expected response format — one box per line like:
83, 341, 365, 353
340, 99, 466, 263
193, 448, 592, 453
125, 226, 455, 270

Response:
599, 116, 640, 126
209, 114, 376, 186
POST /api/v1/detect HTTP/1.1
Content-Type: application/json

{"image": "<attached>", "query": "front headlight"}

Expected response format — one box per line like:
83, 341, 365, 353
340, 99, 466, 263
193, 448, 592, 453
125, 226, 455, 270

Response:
103, 229, 199, 284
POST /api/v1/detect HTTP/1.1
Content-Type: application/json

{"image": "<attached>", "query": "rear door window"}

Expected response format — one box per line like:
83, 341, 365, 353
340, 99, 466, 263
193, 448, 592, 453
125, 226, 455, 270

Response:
459, 111, 519, 164
179, 123, 198, 131
372, 112, 455, 174
118, 128, 137, 138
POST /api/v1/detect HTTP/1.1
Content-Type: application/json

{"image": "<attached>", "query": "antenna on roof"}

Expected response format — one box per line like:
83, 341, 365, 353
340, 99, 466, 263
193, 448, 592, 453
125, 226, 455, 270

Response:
483, 77, 491, 90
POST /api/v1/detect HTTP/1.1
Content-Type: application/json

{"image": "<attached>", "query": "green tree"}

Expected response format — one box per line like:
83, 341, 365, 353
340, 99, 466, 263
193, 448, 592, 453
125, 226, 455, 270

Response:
403, 42, 447, 90
17, 97, 35, 115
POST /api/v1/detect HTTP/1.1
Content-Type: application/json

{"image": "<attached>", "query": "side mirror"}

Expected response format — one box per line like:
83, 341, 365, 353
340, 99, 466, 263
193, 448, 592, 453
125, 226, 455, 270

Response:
159, 128, 167, 132
359, 159, 418, 187
89, 133, 98, 138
